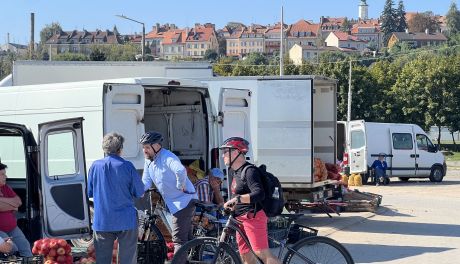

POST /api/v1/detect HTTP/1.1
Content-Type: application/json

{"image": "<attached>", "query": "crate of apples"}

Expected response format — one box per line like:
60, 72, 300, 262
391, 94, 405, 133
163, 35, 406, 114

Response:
77, 240, 118, 264
32, 238, 73, 264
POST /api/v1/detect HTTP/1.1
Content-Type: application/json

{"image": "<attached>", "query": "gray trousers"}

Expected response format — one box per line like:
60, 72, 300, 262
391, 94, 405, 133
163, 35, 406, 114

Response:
94, 228, 138, 264
172, 200, 195, 253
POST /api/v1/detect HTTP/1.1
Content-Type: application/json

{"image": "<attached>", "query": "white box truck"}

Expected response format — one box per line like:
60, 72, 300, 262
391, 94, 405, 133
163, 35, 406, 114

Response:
348, 120, 446, 183
0, 74, 339, 243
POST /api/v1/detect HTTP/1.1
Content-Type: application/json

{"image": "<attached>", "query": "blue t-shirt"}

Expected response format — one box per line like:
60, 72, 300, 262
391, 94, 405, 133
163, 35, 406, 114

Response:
87, 154, 145, 232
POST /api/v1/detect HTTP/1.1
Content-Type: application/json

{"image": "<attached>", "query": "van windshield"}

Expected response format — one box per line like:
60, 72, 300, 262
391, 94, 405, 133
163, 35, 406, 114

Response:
351, 130, 365, 149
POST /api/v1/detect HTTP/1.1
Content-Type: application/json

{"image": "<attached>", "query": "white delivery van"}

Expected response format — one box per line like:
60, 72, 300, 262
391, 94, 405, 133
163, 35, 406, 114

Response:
0, 118, 90, 243
348, 120, 446, 183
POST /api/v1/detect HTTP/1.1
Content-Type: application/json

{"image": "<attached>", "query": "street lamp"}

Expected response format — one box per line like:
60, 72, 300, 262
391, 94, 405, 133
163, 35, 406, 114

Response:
116, 14, 145, 61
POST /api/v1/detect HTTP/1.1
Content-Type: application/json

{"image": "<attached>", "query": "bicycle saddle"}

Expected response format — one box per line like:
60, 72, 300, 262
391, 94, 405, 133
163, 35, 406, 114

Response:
195, 202, 219, 213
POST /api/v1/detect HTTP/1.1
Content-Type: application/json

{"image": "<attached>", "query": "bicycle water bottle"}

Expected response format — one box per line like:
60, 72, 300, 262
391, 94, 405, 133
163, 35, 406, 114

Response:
272, 187, 280, 199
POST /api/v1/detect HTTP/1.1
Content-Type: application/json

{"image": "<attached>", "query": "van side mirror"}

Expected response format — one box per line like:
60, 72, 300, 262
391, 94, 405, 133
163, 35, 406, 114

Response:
429, 145, 439, 153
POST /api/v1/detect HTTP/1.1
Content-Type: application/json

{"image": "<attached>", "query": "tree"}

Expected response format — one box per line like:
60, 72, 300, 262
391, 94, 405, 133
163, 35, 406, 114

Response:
90, 48, 106, 61
53, 52, 89, 61
395, 0, 408, 32
40, 22, 62, 44
217, 36, 227, 56
380, 0, 398, 45
341, 17, 352, 33
408, 12, 439, 33
203, 49, 218, 61
446, 1, 460, 35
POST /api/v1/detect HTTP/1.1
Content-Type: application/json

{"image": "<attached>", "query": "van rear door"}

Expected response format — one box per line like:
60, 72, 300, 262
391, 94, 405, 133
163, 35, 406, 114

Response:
390, 127, 416, 177
219, 88, 252, 158
38, 117, 91, 238
349, 120, 367, 174
103, 83, 145, 168
257, 79, 314, 183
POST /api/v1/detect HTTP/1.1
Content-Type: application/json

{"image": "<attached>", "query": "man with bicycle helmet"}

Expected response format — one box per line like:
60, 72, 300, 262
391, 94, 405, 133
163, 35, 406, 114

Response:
221, 137, 280, 264
140, 131, 197, 254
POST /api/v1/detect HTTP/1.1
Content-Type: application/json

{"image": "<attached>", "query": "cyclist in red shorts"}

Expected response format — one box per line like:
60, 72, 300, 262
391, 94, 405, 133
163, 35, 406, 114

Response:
221, 137, 281, 264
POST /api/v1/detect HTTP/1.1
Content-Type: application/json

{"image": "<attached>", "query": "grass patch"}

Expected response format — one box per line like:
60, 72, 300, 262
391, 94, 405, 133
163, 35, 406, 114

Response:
444, 152, 460, 161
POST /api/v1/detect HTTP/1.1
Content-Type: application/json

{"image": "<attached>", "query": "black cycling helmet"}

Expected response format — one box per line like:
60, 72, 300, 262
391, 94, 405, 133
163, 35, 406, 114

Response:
140, 131, 164, 145
219, 137, 250, 154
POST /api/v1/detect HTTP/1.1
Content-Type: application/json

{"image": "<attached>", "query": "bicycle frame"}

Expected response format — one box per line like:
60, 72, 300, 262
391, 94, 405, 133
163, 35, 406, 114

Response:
215, 214, 313, 264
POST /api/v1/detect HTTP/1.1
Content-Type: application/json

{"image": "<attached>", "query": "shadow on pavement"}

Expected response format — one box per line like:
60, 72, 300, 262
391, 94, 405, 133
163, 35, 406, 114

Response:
343, 243, 455, 263
343, 219, 460, 237
382, 180, 460, 186
377, 207, 414, 217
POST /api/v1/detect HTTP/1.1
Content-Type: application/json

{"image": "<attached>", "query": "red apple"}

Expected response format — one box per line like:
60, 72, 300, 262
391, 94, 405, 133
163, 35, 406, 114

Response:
48, 248, 57, 257
56, 247, 66, 256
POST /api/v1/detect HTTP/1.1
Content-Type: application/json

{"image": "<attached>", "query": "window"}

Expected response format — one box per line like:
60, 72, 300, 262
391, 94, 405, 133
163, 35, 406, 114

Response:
47, 131, 77, 177
0, 136, 26, 179
416, 134, 434, 151
351, 130, 365, 149
392, 133, 413, 150
201, 44, 205, 48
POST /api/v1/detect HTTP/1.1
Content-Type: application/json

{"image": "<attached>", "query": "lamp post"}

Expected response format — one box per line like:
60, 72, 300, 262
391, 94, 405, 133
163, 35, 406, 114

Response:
116, 14, 145, 61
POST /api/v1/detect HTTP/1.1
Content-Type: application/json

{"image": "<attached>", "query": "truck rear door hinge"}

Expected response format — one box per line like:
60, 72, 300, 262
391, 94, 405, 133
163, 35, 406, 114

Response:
217, 112, 224, 124
27, 146, 39, 153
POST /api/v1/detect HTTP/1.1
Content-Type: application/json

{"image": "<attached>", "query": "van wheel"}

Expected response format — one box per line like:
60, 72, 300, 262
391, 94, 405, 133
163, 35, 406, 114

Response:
429, 167, 444, 182
71, 206, 94, 248
398, 177, 410, 182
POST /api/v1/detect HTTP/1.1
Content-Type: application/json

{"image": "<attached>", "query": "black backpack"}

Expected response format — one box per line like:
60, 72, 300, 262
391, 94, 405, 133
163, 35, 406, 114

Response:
242, 164, 285, 217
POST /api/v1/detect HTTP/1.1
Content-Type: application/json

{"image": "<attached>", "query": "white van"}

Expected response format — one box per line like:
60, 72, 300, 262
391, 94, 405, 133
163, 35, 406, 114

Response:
348, 120, 446, 182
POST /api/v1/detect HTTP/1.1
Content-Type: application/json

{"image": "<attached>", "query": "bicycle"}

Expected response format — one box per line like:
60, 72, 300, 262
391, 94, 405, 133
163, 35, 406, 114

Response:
172, 209, 354, 264
137, 188, 169, 264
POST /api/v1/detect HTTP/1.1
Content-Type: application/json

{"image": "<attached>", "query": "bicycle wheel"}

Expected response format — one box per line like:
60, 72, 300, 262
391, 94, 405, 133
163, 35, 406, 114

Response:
283, 236, 354, 264
138, 224, 167, 264
172, 237, 242, 264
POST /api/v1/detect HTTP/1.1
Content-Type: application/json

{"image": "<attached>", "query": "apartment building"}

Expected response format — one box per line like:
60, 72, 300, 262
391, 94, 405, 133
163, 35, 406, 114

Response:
289, 44, 342, 65
320, 17, 346, 36
226, 25, 245, 57
45, 29, 121, 56
287, 19, 321, 50
185, 23, 218, 59
351, 19, 383, 49
264, 23, 287, 55
325, 31, 368, 51
145, 23, 173, 57
387, 30, 447, 49
161, 29, 187, 60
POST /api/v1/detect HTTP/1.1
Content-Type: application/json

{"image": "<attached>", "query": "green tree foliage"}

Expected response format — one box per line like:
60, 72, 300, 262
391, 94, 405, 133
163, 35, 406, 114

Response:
380, 0, 398, 45
217, 36, 227, 56
341, 18, 352, 32
408, 12, 439, 33
446, 1, 460, 35
53, 52, 89, 61
90, 48, 107, 61
40, 22, 62, 44
213, 56, 236, 76
395, 0, 408, 32
204, 49, 218, 61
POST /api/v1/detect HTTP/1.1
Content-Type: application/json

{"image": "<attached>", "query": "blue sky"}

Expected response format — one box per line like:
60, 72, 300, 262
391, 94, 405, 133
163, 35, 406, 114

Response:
1, 0, 457, 44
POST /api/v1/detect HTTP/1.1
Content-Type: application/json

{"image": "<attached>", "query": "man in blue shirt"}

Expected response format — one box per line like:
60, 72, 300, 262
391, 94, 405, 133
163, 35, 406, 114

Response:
371, 153, 388, 186
140, 131, 197, 254
87, 133, 145, 264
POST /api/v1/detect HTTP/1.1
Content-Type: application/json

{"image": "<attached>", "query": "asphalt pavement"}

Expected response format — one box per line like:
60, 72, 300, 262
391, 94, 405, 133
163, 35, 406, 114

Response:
296, 166, 460, 264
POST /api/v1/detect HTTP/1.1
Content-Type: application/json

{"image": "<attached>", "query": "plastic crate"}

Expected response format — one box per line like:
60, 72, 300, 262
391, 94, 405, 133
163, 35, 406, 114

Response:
287, 224, 318, 244
137, 240, 166, 264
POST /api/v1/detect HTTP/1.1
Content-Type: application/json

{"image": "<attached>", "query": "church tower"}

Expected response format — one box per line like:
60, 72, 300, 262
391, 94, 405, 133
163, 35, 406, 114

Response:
359, 0, 369, 20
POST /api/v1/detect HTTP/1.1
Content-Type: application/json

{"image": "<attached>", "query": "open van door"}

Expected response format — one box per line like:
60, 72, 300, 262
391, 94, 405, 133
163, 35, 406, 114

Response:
38, 117, 91, 238
349, 121, 367, 174
103, 83, 145, 168
390, 127, 416, 177
219, 88, 251, 158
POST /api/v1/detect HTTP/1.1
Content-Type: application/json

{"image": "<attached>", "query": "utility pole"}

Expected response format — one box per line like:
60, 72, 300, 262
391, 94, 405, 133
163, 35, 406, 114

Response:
347, 60, 352, 123
280, 6, 284, 76
116, 14, 145, 61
